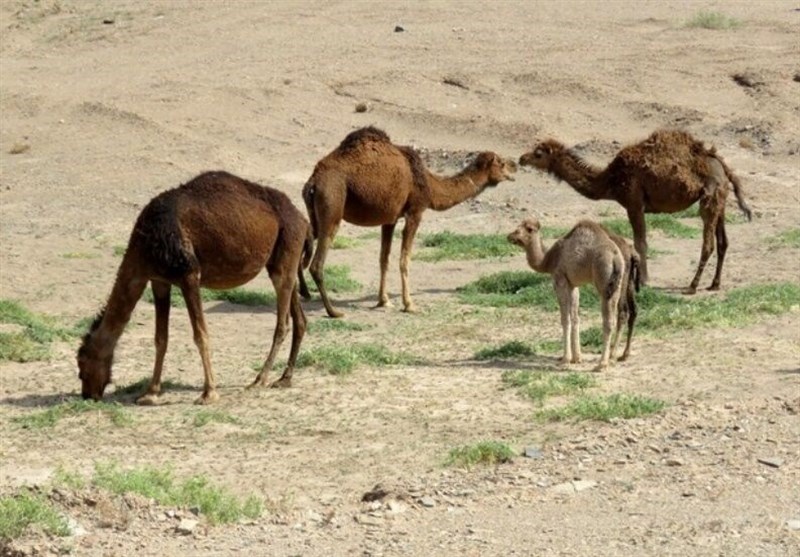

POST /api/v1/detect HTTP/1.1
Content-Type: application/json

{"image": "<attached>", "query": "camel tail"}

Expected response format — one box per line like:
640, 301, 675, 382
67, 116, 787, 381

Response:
716, 155, 753, 221
301, 181, 319, 239
606, 258, 623, 301
629, 253, 641, 293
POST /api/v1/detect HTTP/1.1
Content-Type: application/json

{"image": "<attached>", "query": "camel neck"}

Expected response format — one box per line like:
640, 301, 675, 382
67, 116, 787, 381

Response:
525, 234, 553, 274
427, 169, 485, 211
550, 151, 609, 201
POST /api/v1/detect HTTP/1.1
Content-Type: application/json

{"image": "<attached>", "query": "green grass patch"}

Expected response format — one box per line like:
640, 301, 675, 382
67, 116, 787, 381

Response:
307, 319, 370, 333
0, 300, 92, 361
502, 371, 595, 404
332, 236, 360, 249
302, 265, 361, 294
535, 393, 666, 422
768, 229, 800, 250
457, 271, 599, 310
0, 492, 69, 540
12, 400, 133, 429
113, 378, 198, 396
601, 215, 699, 239
53, 467, 86, 490
113, 245, 127, 257
685, 10, 741, 30
62, 251, 98, 259
92, 462, 261, 525
416, 232, 518, 262
191, 410, 240, 428
474, 340, 535, 360
297, 343, 418, 375
445, 441, 514, 468
141, 286, 275, 308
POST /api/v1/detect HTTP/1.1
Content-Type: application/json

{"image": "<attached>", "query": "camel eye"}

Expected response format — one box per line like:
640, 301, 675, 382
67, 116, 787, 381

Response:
534, 149, 543, 158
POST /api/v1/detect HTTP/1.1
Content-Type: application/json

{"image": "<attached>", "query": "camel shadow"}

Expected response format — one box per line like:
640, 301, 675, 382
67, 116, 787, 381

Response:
776, 367, 800, 375
444, 354, 564, 372
0, 392, 76, 409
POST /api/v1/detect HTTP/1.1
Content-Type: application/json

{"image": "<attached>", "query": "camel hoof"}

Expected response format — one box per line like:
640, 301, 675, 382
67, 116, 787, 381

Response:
245, 378, 265, 391
593, 364, 608, 372
136, 393, 160, 406
617, 354, 630, 362
707, 284, 720, 291
326, 310, 345, 319
270, 377, 292, 389
402, 304, 417, 314
571, 357, 582, 364
194, 391, 220, 405
559, 357, 571, 366
375, 299, 393, 309
683, 286, 698, 295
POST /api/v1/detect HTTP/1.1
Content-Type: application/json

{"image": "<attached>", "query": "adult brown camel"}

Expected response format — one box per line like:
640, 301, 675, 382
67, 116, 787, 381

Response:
518, 129, 752, 293
299, 126, 517, 317
78, 171, 311, 405
508, 218, 624, 371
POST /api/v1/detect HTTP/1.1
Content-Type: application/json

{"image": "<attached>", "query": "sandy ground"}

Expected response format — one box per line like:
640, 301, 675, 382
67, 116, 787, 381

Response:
1, 1, 799, 555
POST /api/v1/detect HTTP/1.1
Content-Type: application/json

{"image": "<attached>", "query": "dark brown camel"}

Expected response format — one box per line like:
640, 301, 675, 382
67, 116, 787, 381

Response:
519, 129, 752, 293
298, 126, 516, 317
78, 171, 311, 405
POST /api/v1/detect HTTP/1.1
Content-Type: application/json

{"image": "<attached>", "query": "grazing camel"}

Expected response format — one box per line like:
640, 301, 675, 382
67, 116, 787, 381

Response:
78, 171, 311, 405
518, 129, 752, 292
507, 218, 624, 371
300, 126, 516, 317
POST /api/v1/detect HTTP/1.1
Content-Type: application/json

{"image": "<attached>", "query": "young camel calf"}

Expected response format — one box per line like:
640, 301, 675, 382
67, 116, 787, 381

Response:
508, 218, 627, 370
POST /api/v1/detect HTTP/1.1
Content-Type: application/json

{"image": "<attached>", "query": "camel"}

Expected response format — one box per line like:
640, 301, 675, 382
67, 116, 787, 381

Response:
299, 126, 516, 317
507, 218, 625, 371
518, 129, 753, 293
78, 171, 311, 405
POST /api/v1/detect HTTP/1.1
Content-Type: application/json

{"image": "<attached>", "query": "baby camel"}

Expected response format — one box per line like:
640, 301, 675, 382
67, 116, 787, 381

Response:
78, 171, 311, 405
299, 126, 516, 317
508, 218, 625, 370
519, 129, 752, 292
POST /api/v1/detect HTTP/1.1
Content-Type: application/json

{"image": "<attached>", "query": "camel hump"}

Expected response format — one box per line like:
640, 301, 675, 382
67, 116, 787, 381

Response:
397, 145, 428, 191
336, 126, 391, 153
133, 189, 196, 279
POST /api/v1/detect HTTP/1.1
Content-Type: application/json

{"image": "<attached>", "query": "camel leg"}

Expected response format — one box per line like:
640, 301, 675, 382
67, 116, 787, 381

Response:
610, 297, 626, 361
376, 223, 396, 308
251, 268, 294, 389
597, 288, 619, 372
136, 281, 171, 406
627, 207, 649, 285
619, 289, 637, 361
275, 285, 306, 386
570, 287, 581, 364
708, 214, 728, 291
310, 225, 343, 318
399, 214, 422, 313
297, 265, 311, 300
180, 276, 219, 405
554, 278, 573, 365
688, 200, 718, 294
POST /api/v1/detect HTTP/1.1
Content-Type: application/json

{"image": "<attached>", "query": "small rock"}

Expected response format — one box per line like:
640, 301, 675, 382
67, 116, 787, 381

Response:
793, 72, 800, 83
523, 446, 543, 459
165, 510, 176, 519
306, 510, 323, 523
394, 25, 404, 32
354, 102, 369, 113
102, 18, 115, 25
66, 518, 87, 537
551, 482, 575, 495
572, 480, 597, 492
361, 485, 389, 502
787, 519, 800, 530
386, 500, 407, 514
419, 496, 436, 508
757, 457, 783, 468
356, 514, 383, 527
175, 518, 198, 535
665, 458, 684, 467
189, 506, 201, 516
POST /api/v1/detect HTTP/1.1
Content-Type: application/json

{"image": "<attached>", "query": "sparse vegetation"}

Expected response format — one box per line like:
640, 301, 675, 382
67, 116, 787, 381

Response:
457, 271, 598, 310
685, 11, 741, 30
191, 410, 240, 428
768, 228, 800, 250
113, 245, 127, 257
92, 462, 261, 524
12, 400, 133, 429
141, 286, 275, 308
332, 236, 360, 249
474, 340, 535, 360
297, 343, 418, 375
304, 264, 361, 294
0, 300, 87, 362
445, 441, 514, 468
416, 231, 518, 261
61, 251, 98, 259
536, 393, 667, 422
502, 371, 595, 404
0, 492, 69, 540
308, 319, 370, 333
114, 378, 197, 396
601, 215, 699, 239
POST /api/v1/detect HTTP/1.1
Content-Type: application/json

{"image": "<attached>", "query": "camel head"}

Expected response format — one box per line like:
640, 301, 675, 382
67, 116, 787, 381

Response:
507, 217, 541, 247
469, 151, 516, 186
518, 140, 565, 172
77, 345, 113, 401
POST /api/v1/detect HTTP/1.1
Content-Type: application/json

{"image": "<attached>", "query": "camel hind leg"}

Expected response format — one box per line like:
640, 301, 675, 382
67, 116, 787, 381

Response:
618, 287, 637, 361
688, 195, 721, 294
376, 223, 396, 307
274, 285, 306, 386
569, 287, 581, 363
180, 274, 219, 405
554, 277, 574, 365
399, 214, 422, 313
136, 280, 171, 405
708, 213, 728, 291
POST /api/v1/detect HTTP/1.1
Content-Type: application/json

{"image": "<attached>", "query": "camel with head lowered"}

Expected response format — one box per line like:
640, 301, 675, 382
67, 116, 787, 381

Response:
519, 129, 752, 293
299, 126, 517, 317
508, 218, 631, 371
78, 171, 311, 405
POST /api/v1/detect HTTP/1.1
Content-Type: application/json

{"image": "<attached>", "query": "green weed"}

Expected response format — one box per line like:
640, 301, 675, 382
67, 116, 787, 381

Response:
302, 265, 361, 294
501, 371, 595, 404
308, 319, 370, 333
12, 400, 132, 429
191, 410, 240, 428
685, 11, 741, 30
0, 493, 69, 540
141, 286, 275, 308
445, 441, 514, 468
535, 393, 667, 422
297, 343, 418, 375
416, 232, 517, 262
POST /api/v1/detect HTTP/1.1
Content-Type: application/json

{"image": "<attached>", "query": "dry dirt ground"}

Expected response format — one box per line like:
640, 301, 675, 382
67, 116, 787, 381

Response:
1, 1, 799, 556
